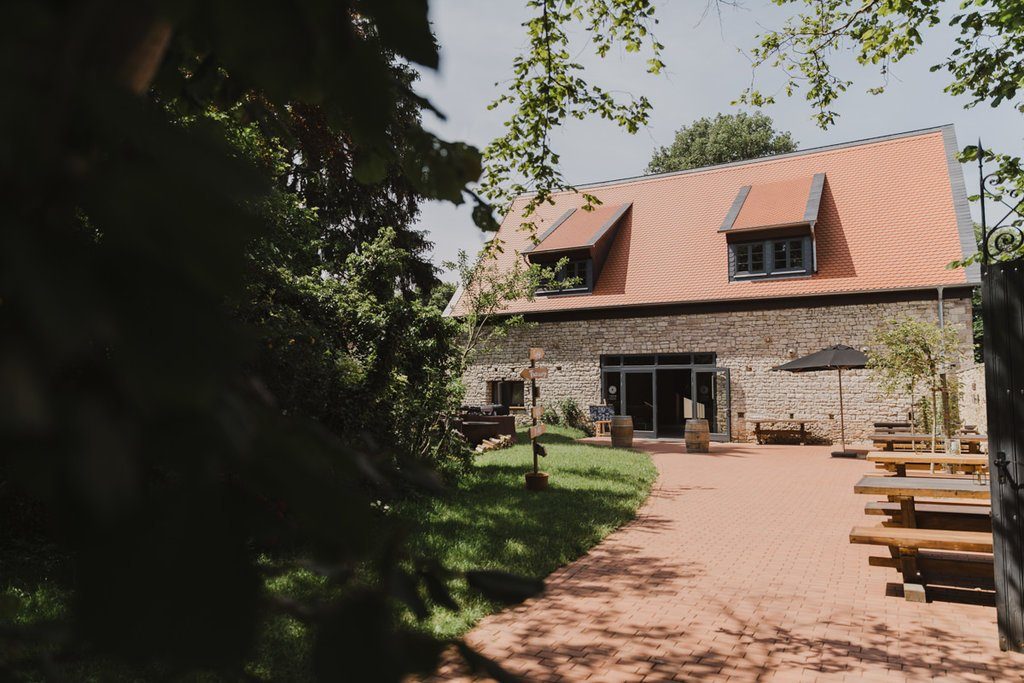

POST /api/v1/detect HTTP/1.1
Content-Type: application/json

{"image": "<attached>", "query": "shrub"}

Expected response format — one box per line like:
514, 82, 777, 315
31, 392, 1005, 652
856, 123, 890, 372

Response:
559, 398, 594, 436
541, 406, 561, 425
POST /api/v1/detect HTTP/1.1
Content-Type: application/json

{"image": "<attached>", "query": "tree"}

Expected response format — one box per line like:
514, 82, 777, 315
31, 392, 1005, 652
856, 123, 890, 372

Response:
646, 112, 797, 173
446, 250, 571, 371
868, 317, 964, 450
1, 2, 672, 680
736, 0, 1024, 263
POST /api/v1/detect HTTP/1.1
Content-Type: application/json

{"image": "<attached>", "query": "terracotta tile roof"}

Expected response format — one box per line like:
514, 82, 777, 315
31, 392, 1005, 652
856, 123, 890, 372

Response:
448, 126, 978, 317
526, 203, 630, 254
723, 174, 823, 231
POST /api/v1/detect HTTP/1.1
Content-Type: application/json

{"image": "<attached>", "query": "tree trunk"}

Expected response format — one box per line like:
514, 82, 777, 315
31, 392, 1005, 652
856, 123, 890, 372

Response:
940, 372, 953, 444
909, 388, 916, 451
930, 387, 939, 453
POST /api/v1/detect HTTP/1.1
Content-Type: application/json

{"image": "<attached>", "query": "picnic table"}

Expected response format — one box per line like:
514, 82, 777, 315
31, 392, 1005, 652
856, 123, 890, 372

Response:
851, 475, 992, 601
854, 475, 990, 501
867, 452, 988, 477
869, 432, 987, 453
747, 417, 820, 445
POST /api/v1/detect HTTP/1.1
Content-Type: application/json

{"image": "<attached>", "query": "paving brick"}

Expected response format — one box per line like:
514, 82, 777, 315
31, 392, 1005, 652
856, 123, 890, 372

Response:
431, 442, 1024, 681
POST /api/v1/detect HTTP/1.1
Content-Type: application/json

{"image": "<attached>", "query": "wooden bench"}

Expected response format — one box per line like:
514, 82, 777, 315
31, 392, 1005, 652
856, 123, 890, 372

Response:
850, 525, 993, 601
747, 417, 819, 445
864, 501, 991, 532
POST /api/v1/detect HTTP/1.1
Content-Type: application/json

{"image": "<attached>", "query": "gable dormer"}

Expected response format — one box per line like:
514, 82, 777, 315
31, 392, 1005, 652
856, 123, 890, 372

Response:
523, 202, 631, 294
719, 173, 825, 281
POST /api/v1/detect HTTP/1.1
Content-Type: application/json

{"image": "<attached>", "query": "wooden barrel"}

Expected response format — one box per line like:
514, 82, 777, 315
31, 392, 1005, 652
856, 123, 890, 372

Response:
610, 415, 634, 448
685, 419, 710, 453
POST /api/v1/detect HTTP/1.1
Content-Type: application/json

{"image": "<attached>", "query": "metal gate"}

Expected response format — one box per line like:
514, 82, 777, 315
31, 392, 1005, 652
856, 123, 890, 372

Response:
978, 147, 1024, 652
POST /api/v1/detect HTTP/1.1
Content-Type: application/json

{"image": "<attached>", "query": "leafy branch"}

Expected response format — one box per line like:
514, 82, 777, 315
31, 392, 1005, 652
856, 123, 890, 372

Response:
481, 0, 665, 237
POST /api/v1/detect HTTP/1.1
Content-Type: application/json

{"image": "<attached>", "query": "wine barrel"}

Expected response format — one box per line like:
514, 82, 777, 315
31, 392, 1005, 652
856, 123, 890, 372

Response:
685, 419, 710, 453
610, 415, 634, 448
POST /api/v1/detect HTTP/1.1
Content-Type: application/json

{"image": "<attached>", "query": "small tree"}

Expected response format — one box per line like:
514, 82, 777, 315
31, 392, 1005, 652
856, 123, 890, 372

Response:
446, 249, 571, 370
868, 316, 964, 451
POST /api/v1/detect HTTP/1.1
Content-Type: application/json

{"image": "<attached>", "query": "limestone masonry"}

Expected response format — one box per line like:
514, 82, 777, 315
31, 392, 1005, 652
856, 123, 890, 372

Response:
463, 293, 983, 444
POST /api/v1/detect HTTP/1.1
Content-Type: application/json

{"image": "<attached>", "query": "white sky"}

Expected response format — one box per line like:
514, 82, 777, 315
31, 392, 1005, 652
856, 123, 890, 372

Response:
413, 1, 1020, 280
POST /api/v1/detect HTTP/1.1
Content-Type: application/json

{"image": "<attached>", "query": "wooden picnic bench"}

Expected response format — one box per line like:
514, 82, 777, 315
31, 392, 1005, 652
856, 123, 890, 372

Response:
869, 432, 988, 454
852, 475, 992, 601
867, 452, 988, 477
864, 500, 991, 532
747, 417, 819, 445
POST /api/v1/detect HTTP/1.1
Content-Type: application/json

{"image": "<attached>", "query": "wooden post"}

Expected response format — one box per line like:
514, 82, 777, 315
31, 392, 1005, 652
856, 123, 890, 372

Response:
837, 368, 846, 452
524, 348, 549, 491
531, 356, 538, 474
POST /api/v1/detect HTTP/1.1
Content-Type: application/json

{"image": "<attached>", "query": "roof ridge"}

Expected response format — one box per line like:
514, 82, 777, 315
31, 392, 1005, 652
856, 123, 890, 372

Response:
519, 124, 955, 198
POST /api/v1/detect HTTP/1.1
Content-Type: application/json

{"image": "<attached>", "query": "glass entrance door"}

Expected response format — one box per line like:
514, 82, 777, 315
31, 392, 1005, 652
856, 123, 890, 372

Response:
693, 368, 731, 439
623, 371, 655, 436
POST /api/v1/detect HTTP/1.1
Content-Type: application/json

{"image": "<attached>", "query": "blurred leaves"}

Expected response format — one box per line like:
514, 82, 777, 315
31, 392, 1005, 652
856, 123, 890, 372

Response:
734, 0, 1024, 228
481, 0, 664, 232
0, 1, 515, 680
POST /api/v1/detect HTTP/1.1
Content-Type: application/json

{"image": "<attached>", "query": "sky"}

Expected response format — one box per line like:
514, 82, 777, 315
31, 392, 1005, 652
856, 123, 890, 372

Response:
413, 1, 1021, 280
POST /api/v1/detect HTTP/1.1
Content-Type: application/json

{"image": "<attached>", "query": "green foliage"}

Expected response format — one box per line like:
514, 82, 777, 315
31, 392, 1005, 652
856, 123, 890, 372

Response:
481, 0, 665, 234
395, 425, 656, 639
647, 112, 797, 173
542, 406, 562, 425
558, 397, 593, 435
868, 316, 964, 436
735, 0, 1024, 264
2, 1, 672, 679
972, 286, 984, 363
0, 3, 504, 680
446, 250, 573, 371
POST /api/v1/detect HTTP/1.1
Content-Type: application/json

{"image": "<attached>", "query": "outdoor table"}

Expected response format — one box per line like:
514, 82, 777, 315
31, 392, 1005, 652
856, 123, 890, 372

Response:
852, 475, 992, 601
867, 453, 989, 477
747, 417, 820, 445
869, 432, 988, 453
855, 475, 989, 529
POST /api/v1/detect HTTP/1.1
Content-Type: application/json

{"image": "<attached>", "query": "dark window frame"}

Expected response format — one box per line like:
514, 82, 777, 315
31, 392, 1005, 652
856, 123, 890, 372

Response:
600, 353, 717, 368
489, 380, 525, 407
729, 236, 813, 281
536, 258, 593, 295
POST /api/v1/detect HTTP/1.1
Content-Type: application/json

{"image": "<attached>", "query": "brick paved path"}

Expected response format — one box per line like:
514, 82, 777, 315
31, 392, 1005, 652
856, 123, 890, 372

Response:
440, 441, 1024, 682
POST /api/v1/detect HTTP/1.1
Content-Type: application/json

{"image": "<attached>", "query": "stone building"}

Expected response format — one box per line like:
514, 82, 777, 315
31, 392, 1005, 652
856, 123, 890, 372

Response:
446, 126, 984, 443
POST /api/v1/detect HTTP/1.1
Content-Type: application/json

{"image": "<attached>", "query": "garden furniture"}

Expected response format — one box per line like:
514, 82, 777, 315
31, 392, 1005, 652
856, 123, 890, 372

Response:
851, 474, 992, 601
772, 344, 868, 457
746, 416, 819, 445
869, 432, 987, 453
867, 452, 988, 477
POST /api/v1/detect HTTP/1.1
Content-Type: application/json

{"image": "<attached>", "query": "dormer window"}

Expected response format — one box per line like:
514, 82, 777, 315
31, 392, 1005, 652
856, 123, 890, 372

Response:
719, 173, 824, 283
523, 202, 632, 296
537, 258, 592, 294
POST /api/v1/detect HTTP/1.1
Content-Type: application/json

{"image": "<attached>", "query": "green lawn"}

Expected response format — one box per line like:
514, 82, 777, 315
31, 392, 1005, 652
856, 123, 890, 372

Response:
396, 425, 657, 638
1, 426, 655, 680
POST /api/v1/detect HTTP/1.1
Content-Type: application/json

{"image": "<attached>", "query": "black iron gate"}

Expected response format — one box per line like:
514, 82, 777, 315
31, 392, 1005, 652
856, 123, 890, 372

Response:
983, 260, 1024, 651
978, 146, 1024, 652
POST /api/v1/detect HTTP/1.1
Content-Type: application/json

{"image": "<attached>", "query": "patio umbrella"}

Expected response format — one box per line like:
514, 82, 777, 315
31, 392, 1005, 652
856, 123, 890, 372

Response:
772, 344, 868, 458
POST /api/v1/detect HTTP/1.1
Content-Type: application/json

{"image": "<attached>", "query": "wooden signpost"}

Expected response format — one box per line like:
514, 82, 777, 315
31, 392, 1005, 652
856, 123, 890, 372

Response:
525, 347, 549, 491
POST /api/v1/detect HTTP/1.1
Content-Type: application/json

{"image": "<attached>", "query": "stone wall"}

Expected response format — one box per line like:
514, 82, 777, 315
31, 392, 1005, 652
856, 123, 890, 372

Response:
958, 362, 987, 433
462, 293, 978, 445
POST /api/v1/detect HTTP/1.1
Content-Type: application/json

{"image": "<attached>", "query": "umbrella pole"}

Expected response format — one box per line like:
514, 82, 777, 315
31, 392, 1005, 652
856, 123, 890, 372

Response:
838, 368, 846, 452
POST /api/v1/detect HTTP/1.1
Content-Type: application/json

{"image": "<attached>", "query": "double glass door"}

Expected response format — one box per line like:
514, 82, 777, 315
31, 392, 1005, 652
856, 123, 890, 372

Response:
602, 365, 730, 440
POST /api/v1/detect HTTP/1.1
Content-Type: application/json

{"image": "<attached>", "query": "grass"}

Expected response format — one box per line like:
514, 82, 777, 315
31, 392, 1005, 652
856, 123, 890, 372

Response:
0, 425, 655, 680
395, 424, 657, 638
